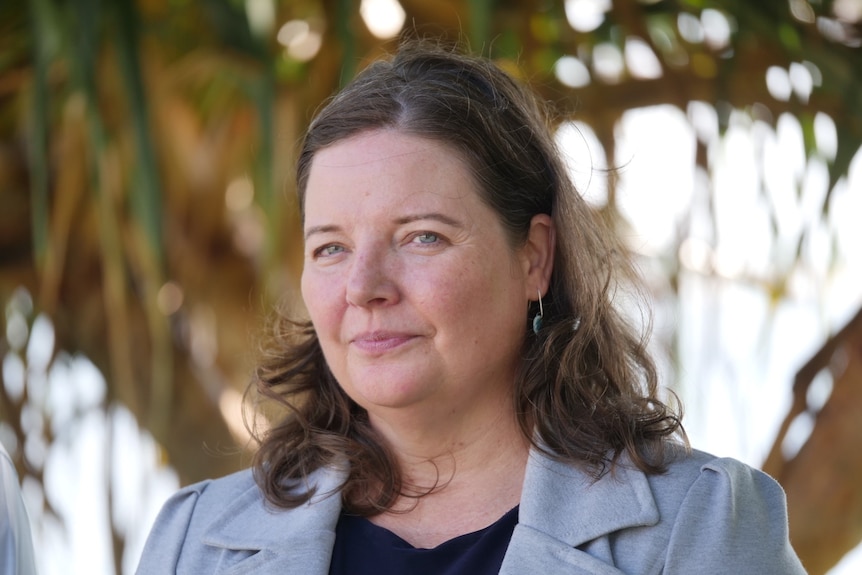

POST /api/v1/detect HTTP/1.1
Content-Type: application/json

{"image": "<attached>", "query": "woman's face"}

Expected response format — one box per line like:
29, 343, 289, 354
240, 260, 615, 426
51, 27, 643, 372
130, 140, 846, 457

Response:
301, 130, 546, 426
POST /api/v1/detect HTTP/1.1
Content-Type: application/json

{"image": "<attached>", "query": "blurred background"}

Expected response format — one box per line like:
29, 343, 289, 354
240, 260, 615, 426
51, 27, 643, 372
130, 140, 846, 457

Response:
1, 0, 861, 573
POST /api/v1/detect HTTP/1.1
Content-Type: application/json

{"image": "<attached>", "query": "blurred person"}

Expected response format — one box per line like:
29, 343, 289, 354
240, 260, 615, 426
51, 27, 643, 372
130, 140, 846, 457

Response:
1, 443, 38, 575
137, 42, 806, 574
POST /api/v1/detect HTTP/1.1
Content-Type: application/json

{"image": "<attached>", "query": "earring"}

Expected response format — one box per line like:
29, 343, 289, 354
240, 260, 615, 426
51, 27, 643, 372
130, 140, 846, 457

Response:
532, 289, 544, 335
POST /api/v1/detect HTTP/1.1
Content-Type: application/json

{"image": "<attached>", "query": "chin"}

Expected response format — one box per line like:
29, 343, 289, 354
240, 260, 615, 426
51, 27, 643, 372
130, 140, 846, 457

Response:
343, 376, 438, 413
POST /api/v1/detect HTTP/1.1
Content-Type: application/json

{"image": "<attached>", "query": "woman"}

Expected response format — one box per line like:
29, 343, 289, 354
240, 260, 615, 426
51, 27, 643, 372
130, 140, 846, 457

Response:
1, 443, 38, 575
137, 42, 806, 574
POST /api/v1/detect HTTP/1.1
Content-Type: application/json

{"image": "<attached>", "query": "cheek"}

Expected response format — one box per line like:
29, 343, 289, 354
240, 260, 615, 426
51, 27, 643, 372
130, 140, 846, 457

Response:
461, 260, 526, 331
301, 272, 342, 334
423, 266, 499, 332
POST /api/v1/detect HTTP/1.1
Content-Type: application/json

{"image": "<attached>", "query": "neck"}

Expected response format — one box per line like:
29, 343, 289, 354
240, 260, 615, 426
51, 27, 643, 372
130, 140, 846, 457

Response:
369, 392, 527, 491
365, 395, 530, 548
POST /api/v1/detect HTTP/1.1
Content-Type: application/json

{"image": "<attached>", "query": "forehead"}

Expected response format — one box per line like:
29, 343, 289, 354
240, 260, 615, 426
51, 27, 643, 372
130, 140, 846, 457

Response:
303, 130, 480, 213
309, 130, 467, 176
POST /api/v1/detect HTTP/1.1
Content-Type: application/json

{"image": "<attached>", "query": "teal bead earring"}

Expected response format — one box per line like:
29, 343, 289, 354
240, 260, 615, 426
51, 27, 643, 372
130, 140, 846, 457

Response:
532, 289, 543, 335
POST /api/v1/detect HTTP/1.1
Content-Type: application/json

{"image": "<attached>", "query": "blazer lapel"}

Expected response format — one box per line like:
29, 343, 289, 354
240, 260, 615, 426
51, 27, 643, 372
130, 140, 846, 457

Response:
501, 525, 629, 575
201, 466, 347, 575
500, 449, 659, 575
190, 450, 658, 574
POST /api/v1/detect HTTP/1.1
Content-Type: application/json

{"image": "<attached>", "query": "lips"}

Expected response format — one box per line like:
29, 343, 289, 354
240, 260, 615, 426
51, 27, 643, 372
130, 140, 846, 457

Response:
350, 331, 417, 354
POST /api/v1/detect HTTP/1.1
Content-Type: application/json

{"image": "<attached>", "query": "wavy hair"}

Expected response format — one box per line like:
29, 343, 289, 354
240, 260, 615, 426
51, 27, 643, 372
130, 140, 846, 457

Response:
249, 41, 686, 515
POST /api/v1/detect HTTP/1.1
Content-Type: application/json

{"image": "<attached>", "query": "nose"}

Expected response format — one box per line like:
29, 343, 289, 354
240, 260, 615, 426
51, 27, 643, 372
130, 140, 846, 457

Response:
345, 247, 399, 308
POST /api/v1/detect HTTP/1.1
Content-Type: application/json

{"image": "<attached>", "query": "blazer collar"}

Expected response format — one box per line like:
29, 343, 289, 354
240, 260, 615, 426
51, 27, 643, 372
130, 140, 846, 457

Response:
195, 449, 658, 574
518, 448, 660, 547
200, 466, 347, 575
499, 449, 660, 575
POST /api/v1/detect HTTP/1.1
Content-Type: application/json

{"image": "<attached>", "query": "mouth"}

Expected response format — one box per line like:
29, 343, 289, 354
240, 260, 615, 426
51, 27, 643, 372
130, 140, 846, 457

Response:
350, 331, 417, 354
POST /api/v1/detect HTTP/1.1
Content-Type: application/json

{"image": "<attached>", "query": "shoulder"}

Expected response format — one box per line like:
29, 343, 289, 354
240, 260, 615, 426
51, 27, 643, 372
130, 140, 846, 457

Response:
511, 447, 805, 574
646, 448, 791, 525
0, 445, 38, 575
135, 465, 347, 574
165, 468, 257, 514
644, 449, 806, 574
648, 448, 776, 503
157, 467, 258, 527
135, 469, 260, 573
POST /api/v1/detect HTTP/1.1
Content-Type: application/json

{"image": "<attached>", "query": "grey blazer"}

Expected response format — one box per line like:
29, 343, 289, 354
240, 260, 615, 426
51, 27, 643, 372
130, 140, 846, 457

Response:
136, 448, 806, 574
1, 445, 38, 575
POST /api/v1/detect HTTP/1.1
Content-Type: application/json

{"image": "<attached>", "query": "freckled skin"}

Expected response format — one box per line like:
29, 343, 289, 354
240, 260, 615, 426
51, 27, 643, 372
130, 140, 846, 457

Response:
301, 130, 535, 430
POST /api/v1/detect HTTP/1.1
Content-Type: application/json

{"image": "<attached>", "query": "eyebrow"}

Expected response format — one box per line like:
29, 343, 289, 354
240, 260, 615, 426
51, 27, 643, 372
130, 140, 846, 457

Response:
304, 212, 464, 241
304, 224, 341, 241
394, 212, 463, 227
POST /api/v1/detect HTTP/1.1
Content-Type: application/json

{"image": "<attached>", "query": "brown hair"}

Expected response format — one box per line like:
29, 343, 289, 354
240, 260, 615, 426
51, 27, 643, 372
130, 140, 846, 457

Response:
249, 41, 686, 514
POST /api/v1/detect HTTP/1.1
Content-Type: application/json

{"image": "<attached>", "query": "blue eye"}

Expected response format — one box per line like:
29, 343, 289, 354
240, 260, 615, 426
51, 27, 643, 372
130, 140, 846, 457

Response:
316, 244, 344, 257
414, 232, 439, 244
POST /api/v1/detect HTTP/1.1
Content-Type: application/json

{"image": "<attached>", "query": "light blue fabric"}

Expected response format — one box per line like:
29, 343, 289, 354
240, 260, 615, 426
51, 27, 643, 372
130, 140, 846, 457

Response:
136, 448, 807, 574
1, 444, 38, 575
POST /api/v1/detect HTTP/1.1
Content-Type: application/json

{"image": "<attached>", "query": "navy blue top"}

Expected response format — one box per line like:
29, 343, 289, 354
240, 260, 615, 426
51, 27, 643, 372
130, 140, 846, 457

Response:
328, 506, 519, 575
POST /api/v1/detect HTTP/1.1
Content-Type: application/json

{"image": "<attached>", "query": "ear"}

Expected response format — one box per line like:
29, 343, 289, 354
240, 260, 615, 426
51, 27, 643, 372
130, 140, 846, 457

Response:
519, 214, 555, 298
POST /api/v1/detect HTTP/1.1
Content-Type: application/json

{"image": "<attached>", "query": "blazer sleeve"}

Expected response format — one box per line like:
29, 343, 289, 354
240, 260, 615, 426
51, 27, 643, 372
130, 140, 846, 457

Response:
135, 481, 210, 574
663, 457, 806, 574
0, 447, 38, 575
